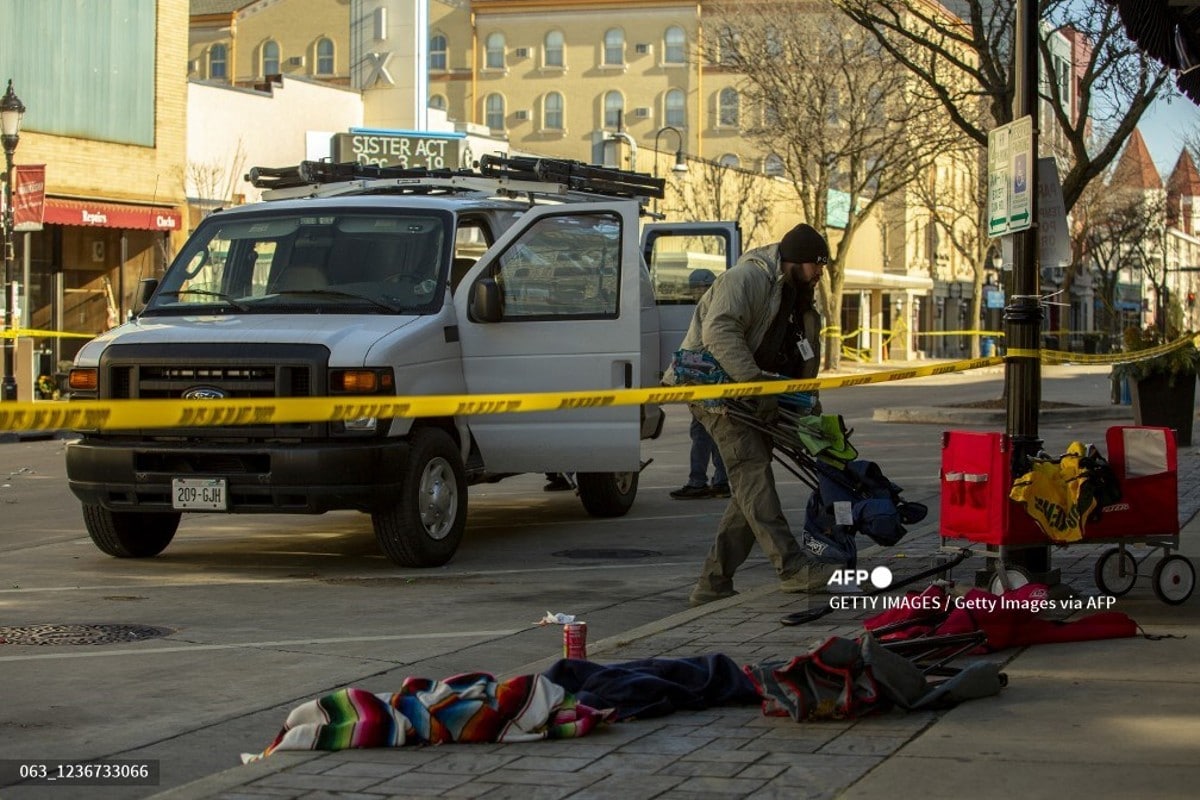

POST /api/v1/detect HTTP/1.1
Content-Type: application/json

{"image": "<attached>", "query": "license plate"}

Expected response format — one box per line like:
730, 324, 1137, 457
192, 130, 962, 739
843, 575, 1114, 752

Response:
172, 478, 227, 511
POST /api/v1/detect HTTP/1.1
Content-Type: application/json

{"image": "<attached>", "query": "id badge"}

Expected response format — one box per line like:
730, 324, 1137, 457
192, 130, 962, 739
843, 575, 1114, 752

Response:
798, 337, 815, 361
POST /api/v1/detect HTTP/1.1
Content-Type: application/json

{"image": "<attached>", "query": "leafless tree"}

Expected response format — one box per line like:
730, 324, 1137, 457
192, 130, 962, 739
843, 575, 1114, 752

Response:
664, 157, 774, 248
835, 0, 1172, 214
909, 145, 994, 356
184, 139, 247, 216
1077, 179, 1167, 336
706, 2, 964, 369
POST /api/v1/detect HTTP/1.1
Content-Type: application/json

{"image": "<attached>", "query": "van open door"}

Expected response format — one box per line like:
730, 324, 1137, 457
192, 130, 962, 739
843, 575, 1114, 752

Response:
455, 202, 643, 474
641, 222, 742, 375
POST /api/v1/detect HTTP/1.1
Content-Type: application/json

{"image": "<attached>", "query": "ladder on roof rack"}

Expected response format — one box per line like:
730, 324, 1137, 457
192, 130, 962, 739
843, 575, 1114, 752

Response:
245, 155, 664, 202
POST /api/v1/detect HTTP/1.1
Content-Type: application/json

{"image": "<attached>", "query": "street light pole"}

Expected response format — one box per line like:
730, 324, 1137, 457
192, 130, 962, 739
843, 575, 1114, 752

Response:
1002, 0, 1050, 580
652, 125, 687, 215
1, 79, 25, 403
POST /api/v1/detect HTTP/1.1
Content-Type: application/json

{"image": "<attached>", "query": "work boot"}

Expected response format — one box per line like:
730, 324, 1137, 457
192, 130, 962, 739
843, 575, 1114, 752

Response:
670, 484, 712, 499
779, 562, 837, 594
688, 586, 739, 607
543, 474, 572, 492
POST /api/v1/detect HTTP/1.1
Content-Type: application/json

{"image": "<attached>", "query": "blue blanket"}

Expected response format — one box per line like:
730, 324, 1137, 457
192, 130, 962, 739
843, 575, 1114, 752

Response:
542, 654, 760, 721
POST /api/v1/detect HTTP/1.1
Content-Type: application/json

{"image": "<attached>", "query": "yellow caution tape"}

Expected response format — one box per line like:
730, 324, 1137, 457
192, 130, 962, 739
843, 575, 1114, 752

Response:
1, 327, 97, 339
0, 356, 1005, 432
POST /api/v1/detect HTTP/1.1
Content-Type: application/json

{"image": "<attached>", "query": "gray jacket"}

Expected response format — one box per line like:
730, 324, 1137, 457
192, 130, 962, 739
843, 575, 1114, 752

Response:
664, 243, 821, 384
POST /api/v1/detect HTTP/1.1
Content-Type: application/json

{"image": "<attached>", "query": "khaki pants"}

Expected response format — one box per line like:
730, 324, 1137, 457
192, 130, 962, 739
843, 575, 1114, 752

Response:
692, 404, 807, 592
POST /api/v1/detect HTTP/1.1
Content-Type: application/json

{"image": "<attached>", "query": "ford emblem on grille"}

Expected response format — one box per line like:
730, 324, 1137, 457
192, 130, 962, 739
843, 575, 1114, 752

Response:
182, 385, 228, 400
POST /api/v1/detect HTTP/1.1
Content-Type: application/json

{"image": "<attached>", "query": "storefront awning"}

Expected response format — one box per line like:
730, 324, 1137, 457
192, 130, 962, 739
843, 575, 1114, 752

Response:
43, 197, 182, 232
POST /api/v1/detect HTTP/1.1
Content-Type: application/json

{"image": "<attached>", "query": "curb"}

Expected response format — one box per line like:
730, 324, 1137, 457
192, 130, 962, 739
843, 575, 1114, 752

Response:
874, 405, 1134, 425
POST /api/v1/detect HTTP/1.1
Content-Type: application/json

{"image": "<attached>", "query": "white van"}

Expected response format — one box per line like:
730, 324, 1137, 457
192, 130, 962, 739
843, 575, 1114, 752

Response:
65, 157, 739, 567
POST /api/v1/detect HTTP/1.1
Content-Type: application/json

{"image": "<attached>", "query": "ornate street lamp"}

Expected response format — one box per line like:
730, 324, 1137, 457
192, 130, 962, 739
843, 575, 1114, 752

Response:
652, 125, 687, 215
1, 79, 25, 402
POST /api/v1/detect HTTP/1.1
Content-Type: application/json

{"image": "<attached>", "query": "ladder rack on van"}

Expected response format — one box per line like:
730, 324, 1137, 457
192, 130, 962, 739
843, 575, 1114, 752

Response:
247, 155, 665, 204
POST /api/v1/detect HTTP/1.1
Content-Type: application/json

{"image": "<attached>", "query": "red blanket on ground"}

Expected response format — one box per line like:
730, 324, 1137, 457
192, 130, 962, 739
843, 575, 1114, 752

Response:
863, 584, 1138, 651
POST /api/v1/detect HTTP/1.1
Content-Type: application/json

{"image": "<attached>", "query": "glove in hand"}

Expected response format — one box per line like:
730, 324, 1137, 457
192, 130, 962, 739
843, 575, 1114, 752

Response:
755, 394, 780, 422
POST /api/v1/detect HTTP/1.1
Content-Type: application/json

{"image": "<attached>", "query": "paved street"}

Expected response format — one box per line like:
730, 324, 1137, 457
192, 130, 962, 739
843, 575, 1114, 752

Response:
2, 364, 1194, 799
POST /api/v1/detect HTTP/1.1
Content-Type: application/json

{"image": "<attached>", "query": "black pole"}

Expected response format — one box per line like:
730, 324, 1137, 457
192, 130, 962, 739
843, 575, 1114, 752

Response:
2, 138, 16, 402
1002, 0, 1049, 578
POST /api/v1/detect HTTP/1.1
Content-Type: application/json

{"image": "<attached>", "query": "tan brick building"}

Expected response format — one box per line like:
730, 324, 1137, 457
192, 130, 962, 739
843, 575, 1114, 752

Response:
1, 0, 190, 390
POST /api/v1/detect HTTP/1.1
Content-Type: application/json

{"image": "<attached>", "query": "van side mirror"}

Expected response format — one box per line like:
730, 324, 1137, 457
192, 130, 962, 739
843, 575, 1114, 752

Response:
470, 277, 503, 322
138, 278, 159, 306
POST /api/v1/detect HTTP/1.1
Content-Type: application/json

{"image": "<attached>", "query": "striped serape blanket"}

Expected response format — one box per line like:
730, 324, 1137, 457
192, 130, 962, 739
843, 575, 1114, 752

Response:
243, 672, 611, 761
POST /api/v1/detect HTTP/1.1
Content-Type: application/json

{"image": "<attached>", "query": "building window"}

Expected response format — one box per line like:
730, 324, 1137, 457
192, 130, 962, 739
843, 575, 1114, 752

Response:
544, 30, 564, 67
716, 26, 738, 64
719, 153, 740, 168
209, 43, 227, 79
664, 26, 686, 64
604, 90, 624, 128
763, 153, 785, 176
262, 40, 280, 76
429, 94, 447, 111
718, 87, 739, 128
430, 33, 447, 71
665, 89, 685, 127
485, 32, 505, 69
604, 29, 624, 65
485, 93, 505, 129
316, 38, 334, 75
544, 91, 564, 130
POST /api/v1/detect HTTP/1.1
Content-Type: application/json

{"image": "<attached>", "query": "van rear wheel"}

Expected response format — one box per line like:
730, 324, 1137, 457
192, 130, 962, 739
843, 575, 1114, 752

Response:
372, 428, 467, 567
577, 471, 638, 517
83, 505, 180, 558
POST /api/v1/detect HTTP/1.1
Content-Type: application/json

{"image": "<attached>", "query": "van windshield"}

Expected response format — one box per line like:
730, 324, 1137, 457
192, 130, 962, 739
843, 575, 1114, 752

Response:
143, 211, 450, 315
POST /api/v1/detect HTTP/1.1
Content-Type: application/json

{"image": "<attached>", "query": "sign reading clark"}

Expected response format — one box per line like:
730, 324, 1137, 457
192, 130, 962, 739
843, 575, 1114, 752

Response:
332, 133, 462, 170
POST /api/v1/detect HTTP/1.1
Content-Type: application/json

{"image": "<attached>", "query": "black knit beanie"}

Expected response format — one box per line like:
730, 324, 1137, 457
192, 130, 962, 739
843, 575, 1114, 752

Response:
779, 223, 829, 264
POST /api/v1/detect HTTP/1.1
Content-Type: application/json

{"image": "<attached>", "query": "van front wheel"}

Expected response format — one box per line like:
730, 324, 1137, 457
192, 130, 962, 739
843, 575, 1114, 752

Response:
83, 505, 180, 558
372, 428, 467, 567
576, 471, 638, 517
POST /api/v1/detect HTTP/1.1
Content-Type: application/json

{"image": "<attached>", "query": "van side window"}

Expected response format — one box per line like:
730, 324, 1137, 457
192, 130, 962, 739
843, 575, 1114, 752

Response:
452, 219, 492, 291
647, 232, 729, 305
493, 212, 621, 319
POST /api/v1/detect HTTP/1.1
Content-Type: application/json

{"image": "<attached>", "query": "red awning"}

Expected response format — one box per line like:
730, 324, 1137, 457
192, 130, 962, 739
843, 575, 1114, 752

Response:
43, 197, 182, 232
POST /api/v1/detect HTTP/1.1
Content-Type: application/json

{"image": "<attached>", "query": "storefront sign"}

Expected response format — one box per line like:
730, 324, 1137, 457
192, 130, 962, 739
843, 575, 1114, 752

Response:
43, 198, 181, 231
332, 132, 462, 170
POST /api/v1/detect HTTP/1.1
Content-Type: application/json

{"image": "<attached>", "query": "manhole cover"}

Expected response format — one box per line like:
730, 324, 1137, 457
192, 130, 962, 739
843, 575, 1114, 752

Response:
552, 548, 662, 560
0, 624, 173, 646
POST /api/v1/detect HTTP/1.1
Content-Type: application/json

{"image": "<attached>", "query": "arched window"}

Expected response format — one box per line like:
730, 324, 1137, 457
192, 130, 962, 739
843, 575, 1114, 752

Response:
544, 92, 564, 130
604, 90, 624, 128
544, 30, 564, 68
209, 43, 227, 79
316, 38, 334, 75
664, 26, 686, 64
604, 29, 624, 65
763, 153, 785, 176
429, 33, 447, 71
665, 89, 686, 127
485, 93, 505, 129
719, 153, 740, 168
485, 32, 505, 69
716, 27, 738, 64
718, 87, 739, 128
429, 94, 447, 111
262, 40, 280, 76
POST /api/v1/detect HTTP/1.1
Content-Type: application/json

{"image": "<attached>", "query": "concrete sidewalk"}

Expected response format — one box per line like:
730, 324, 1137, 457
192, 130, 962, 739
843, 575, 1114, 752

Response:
154, 440, 1200, 799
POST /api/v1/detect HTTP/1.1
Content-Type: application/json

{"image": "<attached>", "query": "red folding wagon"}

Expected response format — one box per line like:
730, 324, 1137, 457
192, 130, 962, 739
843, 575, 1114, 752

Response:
939, 426, 1194, 604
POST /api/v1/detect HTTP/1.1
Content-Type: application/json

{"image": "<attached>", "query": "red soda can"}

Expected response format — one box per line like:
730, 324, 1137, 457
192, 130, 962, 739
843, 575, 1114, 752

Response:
563, 622, 588, 659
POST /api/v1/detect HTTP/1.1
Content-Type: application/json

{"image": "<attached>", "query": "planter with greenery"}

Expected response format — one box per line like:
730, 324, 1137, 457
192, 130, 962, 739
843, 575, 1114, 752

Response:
1113, 326, 1200, 446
